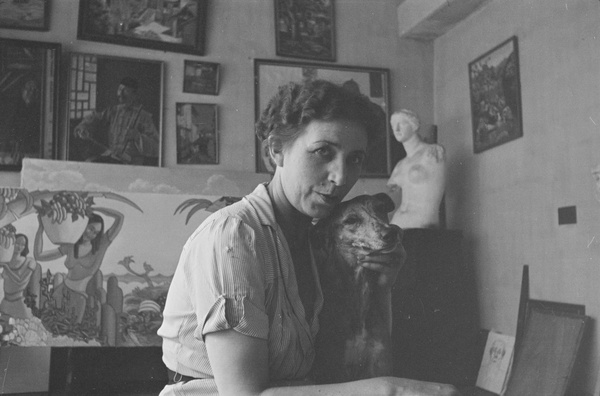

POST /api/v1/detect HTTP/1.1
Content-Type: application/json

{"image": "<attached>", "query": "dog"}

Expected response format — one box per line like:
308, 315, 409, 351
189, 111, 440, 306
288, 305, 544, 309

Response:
310, 193, 403, 384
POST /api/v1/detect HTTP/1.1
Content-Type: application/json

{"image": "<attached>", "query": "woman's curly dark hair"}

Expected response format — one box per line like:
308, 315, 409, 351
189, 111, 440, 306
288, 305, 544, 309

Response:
255, 79, 384, 147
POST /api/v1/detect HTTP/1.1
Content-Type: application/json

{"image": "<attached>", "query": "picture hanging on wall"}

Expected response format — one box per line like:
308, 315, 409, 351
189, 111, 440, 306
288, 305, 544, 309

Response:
0, 0, 51, 31
0, 38, 60, 171
65, 53, 164, 167
176, 103, 218, 165
254, 59, 391, 177
274, 0, 336, 62
468, 36, 523, 154
183, 60, 220, 95
77, 0, 208, 55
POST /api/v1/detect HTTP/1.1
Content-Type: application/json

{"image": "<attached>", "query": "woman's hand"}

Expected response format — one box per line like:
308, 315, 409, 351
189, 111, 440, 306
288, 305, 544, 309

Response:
358, 240, 405, 291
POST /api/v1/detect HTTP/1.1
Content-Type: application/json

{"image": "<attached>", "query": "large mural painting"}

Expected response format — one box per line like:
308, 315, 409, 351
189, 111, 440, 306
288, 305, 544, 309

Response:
0, 186, 239, 348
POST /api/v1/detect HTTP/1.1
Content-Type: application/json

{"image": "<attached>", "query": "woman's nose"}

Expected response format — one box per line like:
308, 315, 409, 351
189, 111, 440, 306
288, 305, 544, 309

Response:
328, 158, 347, 186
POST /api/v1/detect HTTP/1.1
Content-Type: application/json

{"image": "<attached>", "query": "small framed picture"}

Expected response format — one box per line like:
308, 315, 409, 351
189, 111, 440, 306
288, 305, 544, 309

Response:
0, 0, 51, 31
183, 60, 220, 95
0, 38, 61, 170
176, 103, 218, 165
274, 0, 336, 62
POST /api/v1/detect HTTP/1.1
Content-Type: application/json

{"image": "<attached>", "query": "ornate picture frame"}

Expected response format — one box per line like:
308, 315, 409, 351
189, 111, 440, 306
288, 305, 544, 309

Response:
65, 53, 164, 167
175, 103, 218, 165
77, 0, 208, 55
468, 36, 523, 153
254, 59, 391, 178
0, 38, 60, 170
274, 0, 336, 62
0, 0, 51, 31
183, 60, 220, 95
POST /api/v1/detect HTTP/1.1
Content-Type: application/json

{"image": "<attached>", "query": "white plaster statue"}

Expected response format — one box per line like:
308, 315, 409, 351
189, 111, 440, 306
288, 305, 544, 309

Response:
386, 109, 447, 229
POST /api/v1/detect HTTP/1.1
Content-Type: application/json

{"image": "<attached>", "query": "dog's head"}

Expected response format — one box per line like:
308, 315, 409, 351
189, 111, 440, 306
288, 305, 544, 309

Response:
313, 193, 402, 268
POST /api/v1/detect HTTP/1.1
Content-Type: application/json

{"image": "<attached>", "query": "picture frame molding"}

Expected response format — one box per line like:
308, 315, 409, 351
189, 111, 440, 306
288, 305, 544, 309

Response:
254, 58, 392, 178
0, 38, 61, 171
77, 0, 209, 56
468, 35, 523, 154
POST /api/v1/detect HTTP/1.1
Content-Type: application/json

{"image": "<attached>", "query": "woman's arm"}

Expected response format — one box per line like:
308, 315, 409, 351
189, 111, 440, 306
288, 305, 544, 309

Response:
206, 329, 460, 396
33, 214, 64, 262
92, 207, 124, 241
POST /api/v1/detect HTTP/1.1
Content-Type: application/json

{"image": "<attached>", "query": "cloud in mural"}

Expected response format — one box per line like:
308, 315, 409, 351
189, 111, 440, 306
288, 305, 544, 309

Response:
128, 178, 181, 194
202, 174, 241, 197
21, 168, 113, 192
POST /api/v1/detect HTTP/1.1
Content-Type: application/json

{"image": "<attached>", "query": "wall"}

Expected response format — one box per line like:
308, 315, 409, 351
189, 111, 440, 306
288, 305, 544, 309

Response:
0, 0, 433, 198
434, 0, 600, 394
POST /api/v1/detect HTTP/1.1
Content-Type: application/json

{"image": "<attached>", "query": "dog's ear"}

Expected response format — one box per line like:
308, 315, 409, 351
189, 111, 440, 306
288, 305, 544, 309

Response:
373, 193, 395, 213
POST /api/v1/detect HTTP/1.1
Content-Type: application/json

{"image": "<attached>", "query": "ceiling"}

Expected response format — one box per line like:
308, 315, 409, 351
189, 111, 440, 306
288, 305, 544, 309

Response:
398, 0, 493, 41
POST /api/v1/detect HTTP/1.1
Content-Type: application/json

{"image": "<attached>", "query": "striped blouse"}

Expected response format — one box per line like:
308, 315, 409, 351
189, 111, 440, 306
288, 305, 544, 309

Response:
158, 183, 324, 395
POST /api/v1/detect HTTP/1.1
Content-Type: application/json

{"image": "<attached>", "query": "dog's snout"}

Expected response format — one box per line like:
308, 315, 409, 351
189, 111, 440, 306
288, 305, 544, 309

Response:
381, 225, 401, 244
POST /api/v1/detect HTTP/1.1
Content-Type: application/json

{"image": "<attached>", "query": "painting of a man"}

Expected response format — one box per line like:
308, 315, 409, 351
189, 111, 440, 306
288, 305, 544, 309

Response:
73, 76, 159, 166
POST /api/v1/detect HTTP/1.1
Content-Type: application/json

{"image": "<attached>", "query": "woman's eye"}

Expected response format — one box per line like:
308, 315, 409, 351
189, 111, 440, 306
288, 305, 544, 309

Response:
348, 153, 365, 166
315, 146, 333, 157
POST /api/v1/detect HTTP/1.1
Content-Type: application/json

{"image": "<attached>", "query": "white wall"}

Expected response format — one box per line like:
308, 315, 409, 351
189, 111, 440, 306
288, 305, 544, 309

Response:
434, 1, 600, 393
0, 0, 433, 197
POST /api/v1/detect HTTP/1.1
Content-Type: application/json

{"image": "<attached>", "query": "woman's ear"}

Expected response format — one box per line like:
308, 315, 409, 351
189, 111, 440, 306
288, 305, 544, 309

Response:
268, 136, 285, 167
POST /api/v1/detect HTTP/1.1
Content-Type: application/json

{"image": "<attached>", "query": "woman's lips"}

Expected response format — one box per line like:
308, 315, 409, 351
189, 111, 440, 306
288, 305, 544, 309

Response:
316, 192, 339, 206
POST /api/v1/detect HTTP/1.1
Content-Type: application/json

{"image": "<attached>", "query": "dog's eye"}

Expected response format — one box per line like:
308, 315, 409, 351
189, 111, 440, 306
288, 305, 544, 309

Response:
342, 215, 361, 225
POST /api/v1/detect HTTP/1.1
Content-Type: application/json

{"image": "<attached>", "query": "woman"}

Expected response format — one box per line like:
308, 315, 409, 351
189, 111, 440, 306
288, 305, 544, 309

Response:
158, 80, 459, 395
0, 233, 37, 319
34, 207, 124, 323
387, 109, 447, 229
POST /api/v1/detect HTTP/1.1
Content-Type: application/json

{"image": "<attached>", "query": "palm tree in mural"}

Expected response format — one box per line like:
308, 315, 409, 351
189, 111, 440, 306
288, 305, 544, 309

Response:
174, 196, 241, 225
117, 255, 155, 288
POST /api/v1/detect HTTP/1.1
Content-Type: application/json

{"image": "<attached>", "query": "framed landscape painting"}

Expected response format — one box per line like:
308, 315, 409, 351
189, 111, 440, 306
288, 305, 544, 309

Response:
176, 103, 218, 165
65, 53, 164, 167
0, 38, 60, 170
469, 36, 523, 153
274, 0, 335, 62
254, 59, 391, 177
183, 60, 219, 95
77, 0, 208, 55
0, 0, 51, 31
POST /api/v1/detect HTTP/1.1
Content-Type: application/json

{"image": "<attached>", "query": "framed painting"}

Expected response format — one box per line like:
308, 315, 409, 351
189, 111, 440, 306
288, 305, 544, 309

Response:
468, 36, 523, 153
0, 38, 60, 171
176, 103, 218, 165
274, 0, 335, 62
77, 0, 208, 55
183, 60, 220, 95
65, 52, 164, 167
254, 58, 391, 178
0, 0, 51, 31
504, 305, 589, 396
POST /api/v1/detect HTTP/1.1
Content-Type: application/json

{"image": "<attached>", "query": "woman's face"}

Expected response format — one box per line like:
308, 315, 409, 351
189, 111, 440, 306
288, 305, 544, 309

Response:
14, 236, 26, 254
82, 222, 102, 241
391, 113, 416, 143
278, 119, 367, 219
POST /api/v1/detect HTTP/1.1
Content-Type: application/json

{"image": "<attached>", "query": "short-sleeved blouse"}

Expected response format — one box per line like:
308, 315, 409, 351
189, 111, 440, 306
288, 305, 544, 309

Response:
158, 184, 324, 394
